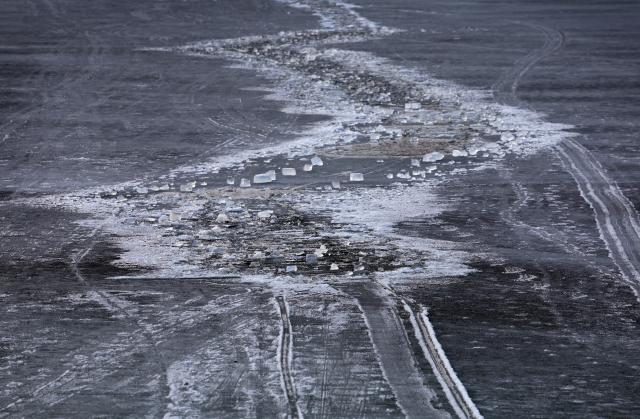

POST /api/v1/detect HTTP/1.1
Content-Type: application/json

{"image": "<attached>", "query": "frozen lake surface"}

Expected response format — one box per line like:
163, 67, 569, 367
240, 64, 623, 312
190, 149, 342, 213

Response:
1, 0, 640, 417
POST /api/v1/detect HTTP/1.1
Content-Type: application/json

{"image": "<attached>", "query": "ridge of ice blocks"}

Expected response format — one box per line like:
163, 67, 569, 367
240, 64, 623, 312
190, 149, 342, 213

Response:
423, 151, 445, 162
452, 149, 469, 157
282, 167, 297, 176
253, 172, 274, 184
303, 163, 313, 172
349, 172, 364, 182
239, 178, 251, 188
404, 102, 422, 110
310, 156, 324, 166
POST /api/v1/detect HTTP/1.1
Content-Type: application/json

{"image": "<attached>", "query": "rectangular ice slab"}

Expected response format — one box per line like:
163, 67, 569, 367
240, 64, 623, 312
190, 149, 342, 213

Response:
253, 172, 274, 184
423, 152, 445, 162
282, 168, 297, 176
350, 173, 364, 182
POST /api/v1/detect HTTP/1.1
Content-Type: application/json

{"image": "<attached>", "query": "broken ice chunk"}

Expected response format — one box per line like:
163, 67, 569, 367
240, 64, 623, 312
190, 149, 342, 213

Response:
303, 163, 313, 172
411, 159, 421, 167
404, 102, 422, 110
135, 186, 148, 194
226, 177, 235, 185
169, 211, 181, 222
452, 149, 468, 157
239, 178, 251, 188
253, 172, 274, 184
179, 181, 196, 192
305, 254, 318, 265
216, 213, 231, 223
257, 210, 273, 219
314, 244, 328, 258
310, 156, 324, 166
286, 265, 298, 273
349, 173, 364, 182
331, 181, 341, 189
422, 151, 445, 162
266, 170, 277, 181
330, 263, 339, 271
282, 167, 297, 176
386, 173, 394, 179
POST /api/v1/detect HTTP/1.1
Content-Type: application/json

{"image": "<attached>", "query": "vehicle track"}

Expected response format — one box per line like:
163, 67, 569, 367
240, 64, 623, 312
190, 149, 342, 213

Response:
276, 296, 303, 419
492, 21, 565, 107
403, 302, 483, 419
494, 21, 640, 300
345, 282, 444, 419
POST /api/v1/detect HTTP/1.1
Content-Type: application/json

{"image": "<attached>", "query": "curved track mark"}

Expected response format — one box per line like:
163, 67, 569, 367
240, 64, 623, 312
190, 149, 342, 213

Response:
492, 21, 564, 106
493, 21, 640, 300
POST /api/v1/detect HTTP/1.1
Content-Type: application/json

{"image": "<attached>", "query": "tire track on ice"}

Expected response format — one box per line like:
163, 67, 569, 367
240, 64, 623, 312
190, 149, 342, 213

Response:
276, 296, 303, 419
403, 302, 483, 419
494, 22, 640, 299
345, 282, 445, 419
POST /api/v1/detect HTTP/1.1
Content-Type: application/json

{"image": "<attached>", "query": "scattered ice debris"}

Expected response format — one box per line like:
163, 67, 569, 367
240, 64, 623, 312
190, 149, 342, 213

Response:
135, 186, 148, 194
330, 263, 339, 271
179, 181, 196, 192
310, 156, 324, 166
411, 159, 421, 167
452, 149, 468, 157
282, 167, 297, 176
349, 173, 364, 182
216, 213, 231, 223
286, 265, 298, 273
331, 180, 341, 189
226, 177, 235, 185
253, 172, 274, 184
239, 178, 251, 188
423, 152, 445, 162
257, 210, 273, 219
303, 163, 313, 172
169, 211, 181, 222
386, 173, 394, 179
305, 254, 318, 265
404, 102, 422, 110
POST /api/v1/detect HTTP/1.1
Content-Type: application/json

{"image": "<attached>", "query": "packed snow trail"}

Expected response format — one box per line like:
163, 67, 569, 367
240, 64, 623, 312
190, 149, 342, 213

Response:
494, 21, 640, 299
